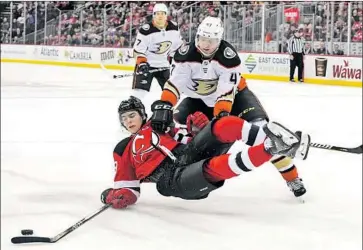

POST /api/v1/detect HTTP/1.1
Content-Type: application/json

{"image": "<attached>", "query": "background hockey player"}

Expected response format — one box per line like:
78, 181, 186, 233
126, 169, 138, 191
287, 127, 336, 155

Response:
131, 3, 184, 100
100, 96, 310, 209
150, 16, 307, 198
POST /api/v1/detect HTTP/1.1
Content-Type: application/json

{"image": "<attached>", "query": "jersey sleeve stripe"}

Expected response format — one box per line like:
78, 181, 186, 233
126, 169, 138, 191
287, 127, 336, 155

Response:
214, 89, 235, 116
161, 89, 178, 106
237, 77, 247, 91
164, 80, 180, 97
114, 180, 140, 189
214, 100, 233, 117
133, 49, 147, 57
124, 188, 141, 198
161, 81, 180, 106
136, 56, 147, 65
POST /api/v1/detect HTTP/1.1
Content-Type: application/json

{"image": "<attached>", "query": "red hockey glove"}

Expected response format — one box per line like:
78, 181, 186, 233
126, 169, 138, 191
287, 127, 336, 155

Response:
186, 112, 209, 135
100, 188, 138, 209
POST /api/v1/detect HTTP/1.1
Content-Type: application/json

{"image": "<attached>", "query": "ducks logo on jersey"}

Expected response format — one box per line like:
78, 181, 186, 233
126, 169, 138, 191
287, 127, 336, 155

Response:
150, 41, 172, 54
189, 79, 219, 96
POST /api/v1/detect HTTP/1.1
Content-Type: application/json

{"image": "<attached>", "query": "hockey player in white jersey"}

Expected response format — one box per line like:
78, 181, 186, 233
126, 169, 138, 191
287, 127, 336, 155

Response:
131, 3, 184, 99
150, 16, 307, 198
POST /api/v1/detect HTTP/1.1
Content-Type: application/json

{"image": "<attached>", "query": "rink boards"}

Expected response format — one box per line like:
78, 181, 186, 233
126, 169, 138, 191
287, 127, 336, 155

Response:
1, 44, 361, 87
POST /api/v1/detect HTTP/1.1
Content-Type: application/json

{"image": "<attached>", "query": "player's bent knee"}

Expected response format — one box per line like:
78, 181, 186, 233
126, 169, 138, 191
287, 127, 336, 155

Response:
213, 116, 244, 143
156, 159, 224, 200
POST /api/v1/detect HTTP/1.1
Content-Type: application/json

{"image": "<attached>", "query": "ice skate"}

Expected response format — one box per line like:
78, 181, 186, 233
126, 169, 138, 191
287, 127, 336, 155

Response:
263, 122, 310, 160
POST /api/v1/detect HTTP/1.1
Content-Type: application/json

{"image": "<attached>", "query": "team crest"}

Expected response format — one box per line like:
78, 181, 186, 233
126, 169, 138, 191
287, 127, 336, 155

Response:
151, 41, 172, 54
131, 131, 160, 163
224, 47, 236, 59
178, 44, 189, 55
142, 24, 150, 30
188, 79, 219, 96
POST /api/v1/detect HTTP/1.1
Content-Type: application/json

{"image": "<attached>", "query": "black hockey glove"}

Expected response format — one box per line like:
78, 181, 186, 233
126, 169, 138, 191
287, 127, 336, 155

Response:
151, 100, 174, 133
136, 62, 150, 76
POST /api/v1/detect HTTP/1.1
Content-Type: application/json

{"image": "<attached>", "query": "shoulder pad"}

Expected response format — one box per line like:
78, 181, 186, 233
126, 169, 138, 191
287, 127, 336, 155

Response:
114, 136, 132, 156
214, 40, 241, 68
166, 21, 178, 31
174, 42, 201, 63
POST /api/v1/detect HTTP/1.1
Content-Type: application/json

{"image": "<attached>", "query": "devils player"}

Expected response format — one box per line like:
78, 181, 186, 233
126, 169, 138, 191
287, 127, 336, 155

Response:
150, 16, 307, 198
100, 96, 310, 209
131, 3, 184, 99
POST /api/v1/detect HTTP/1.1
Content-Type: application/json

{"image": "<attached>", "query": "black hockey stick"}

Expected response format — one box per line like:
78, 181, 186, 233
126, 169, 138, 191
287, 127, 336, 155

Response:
310, 143, 362, 154
11, 204, 111, 244
100, 63, 169, 79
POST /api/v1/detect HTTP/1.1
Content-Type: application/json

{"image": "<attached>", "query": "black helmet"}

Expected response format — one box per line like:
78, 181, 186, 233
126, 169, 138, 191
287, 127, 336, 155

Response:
118, 96, 147, 124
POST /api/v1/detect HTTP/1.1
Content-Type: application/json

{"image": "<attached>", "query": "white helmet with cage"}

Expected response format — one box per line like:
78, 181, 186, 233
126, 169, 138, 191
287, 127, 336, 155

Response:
195, 16, 224, 57
153, 3, 168, 15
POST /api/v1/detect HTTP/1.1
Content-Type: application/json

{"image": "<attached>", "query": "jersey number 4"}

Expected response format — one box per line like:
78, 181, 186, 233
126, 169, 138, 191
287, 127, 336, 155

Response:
230, 72, 238, 84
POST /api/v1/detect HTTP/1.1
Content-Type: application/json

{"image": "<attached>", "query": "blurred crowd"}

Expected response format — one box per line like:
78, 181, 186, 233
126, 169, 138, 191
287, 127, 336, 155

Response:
1, 1, 362, 55
275, 1, 362, 55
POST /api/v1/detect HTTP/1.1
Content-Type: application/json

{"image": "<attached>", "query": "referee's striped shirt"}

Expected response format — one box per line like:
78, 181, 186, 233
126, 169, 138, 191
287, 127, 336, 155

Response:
287, 36, 304, 54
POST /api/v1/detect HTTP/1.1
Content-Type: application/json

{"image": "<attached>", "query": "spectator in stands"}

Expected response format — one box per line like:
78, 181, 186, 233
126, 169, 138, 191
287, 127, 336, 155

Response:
314, 41, 329, 55
278, 37, 288, 53
352, 15, 363, 42
1, 17, 9, 33
331, 44, 344, 55
13, 35, 19, 43
1, 0, 362, 54
304, 42, 312, 54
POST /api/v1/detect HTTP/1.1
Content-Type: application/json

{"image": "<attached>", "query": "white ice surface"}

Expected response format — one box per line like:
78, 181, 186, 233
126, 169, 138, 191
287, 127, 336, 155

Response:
1, 63, 362, 250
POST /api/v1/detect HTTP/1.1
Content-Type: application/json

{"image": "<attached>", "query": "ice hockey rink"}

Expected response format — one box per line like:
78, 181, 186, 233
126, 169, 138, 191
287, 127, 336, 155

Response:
1, 63, 362, 250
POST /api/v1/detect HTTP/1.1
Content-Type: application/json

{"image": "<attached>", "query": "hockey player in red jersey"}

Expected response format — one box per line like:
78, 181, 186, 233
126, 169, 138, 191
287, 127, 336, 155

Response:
101, 96, 310, 209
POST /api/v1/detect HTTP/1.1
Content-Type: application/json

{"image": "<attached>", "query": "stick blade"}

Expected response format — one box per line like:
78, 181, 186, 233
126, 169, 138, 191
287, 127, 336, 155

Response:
333, 144, 363, 154
11, 236, 52, 244
352, 145, 363, 154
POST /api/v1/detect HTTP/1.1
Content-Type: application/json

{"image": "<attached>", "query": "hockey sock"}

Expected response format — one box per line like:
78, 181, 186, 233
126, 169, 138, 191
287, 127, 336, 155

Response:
212, 116, 266, 145
270, 156, 299, 182
203, 143, 272, 182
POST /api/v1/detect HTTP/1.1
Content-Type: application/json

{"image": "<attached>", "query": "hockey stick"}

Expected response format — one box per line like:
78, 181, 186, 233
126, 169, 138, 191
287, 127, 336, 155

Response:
310, 143, 362, 154
11, 204, 111, 244
100, 63, 169, 79
150, 137, 178, 163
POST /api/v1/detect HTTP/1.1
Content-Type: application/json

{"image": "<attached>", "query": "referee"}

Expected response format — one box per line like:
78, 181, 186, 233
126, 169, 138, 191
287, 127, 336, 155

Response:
287, 29, 305, 83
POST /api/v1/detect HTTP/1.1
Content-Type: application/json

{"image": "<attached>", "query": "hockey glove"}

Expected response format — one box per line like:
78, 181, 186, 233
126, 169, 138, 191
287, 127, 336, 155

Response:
186, 112, 209, 135
100, 188, 138, 209
136, 62, 150, 76
151, 100, 174, 133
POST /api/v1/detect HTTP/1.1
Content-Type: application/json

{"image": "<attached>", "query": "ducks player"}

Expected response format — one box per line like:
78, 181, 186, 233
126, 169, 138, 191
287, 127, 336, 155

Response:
131, 3, 184, 99
100, 96, 310, 209
150, 16, 307, 198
